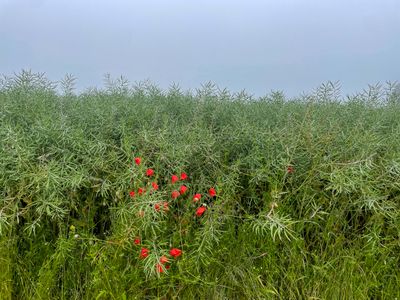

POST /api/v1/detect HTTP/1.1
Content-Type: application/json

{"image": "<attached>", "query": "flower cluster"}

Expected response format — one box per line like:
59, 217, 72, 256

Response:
130, 156, 217, 275
136, 246, 181, 273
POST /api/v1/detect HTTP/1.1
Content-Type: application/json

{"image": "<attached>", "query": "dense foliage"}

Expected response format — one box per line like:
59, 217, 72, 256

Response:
1, 71, 399, 299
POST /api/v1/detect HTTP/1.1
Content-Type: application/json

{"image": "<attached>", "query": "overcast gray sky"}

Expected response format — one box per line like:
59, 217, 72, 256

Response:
0, 0, 399, 96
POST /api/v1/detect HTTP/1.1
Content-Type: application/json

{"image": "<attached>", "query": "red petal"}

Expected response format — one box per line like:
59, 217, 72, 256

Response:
196, 206, 207, 217
160, 255, 169, 264
171, 175, 179, 184
171, 190, 180, 199
209, 188, 216, 197
169, 248, 182, 258
134, 157, 141, 165
193, 193, 201, 202
146, 169, 154, 176
156, 263, 164, 273
179, 185, 188, 194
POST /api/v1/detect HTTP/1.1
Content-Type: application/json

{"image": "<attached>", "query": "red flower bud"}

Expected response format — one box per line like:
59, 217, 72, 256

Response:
287, 166, 294, 174
138, 187, 145, 195
134, 238, 140, 245
129, 191, 135, 198
180, 172, 188, 180
155, 203, 160, 212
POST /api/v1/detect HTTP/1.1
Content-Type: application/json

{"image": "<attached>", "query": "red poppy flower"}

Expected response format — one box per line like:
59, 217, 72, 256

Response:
179, 185, 188, 195
196, 206, 207, 217
155, 203, 160, 212
287, 166, 294, 174
193, 193, 201, 202
138, 188, 145, 195
209, 187, 216, 197
134, 157, 141, 166
160, 255, 169, 264
169, 248, 182, 258
151, 182, 159, 190
171, 174, 179, 184
129, 191, 135, 198
140, 247, 149, 259
171, 190, 180, 199
163, 201, 169, 212
180, 172, 188, 180
134, 238, 140, 245
146, 168, 154, 177
165, 265, 171, 270
156, 263, 164, 273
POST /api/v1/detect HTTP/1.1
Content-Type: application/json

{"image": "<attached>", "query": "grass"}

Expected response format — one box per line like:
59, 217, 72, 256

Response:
0, 71, 399, 299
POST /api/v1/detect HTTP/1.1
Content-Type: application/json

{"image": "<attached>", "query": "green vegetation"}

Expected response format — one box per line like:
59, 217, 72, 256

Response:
1, 71, 399, 299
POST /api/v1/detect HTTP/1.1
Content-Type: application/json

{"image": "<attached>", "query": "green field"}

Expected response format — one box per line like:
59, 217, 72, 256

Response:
1, 71, 399, 299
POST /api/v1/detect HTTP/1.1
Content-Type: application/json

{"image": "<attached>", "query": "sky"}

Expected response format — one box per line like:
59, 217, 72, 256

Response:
0, 0, 399, 97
